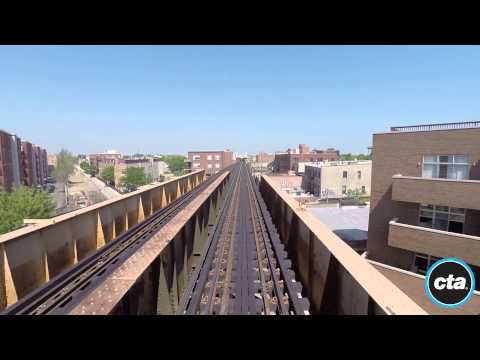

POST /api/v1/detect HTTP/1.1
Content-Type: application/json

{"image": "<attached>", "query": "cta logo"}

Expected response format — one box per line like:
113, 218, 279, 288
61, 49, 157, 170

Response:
425, 258, 476, 308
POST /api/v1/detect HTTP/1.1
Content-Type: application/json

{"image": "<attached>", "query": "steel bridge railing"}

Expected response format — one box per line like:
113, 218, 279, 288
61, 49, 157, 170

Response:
390, 121, 480, 132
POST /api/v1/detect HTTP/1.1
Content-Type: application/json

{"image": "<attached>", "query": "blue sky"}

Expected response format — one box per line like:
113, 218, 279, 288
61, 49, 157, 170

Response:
1, 45, 479, 156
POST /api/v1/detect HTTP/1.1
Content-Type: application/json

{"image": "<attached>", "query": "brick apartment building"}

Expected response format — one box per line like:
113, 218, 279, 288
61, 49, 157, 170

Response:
88, 152, 122, 174
367, 121, 480, 285
21, 141, 36, 187
0, 130, 14, 191
188, 150, 235, 175
256, 152, 275, 164
32, 145, 47, 186
0, 130, 48, 191
273, 144, 340, 173
41, 149, 48, 179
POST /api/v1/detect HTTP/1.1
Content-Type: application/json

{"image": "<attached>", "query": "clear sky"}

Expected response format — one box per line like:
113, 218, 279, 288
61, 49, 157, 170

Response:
1, 45, 480, 156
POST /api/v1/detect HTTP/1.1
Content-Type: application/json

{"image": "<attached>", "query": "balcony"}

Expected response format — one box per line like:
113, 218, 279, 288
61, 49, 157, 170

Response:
388, 220, 480, 267
392, 175, 480, 211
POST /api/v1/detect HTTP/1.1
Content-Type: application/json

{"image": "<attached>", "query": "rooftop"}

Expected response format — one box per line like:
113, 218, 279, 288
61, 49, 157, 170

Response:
369, 260, 480, 315
303, 160, 371, 168
390, 120, 480, 133
188, 150, 232, 154
308, 205, 369, 244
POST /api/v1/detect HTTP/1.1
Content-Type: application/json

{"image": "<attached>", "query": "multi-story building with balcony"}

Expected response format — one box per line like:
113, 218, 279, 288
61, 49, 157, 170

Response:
10, 135, 23, 188
0, 130, 14, 191
1, 131, 48, 191
367, 121, 480, 286
21, 141, 36, 187
187, 150, 235, 176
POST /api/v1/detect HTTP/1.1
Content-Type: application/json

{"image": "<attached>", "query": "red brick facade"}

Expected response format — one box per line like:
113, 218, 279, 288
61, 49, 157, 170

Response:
188, 150, 234, 175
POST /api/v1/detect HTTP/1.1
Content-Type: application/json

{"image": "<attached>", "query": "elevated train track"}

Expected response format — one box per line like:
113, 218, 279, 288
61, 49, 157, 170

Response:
0, 160, 433, 316
2, 162, 309, 315
1, 167, 231, 315
181, 162, 309, 315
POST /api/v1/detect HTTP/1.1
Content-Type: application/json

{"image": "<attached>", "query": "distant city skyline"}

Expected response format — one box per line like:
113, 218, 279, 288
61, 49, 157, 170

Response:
2, 45, 480, 155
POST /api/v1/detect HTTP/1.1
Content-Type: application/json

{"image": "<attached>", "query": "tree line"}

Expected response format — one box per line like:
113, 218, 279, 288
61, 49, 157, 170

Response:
340, 153, 372, 161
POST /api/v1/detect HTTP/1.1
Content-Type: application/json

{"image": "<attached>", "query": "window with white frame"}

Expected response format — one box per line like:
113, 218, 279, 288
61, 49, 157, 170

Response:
192, 162, 200, 168
207, 164, 212, 168
215, 163, 220, 169
207, 155, 212, 161
422, 154, 470, 180
192, 155, 200, 160
215, 155, 221, 160
418, 204, 466, 234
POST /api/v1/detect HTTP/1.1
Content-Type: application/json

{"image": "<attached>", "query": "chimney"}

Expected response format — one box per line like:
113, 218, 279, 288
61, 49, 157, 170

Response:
299, 144, 310, 154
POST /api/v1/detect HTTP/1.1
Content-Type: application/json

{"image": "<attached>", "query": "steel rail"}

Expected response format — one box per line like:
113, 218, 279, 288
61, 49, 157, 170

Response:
180, 164, 242, 314
182, 162, 309, 315
247, 168, 309, 315
246, 171, 287, 314
202, 181, 239, 315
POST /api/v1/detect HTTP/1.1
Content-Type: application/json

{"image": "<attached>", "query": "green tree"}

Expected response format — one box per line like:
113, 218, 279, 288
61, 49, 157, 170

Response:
53, 149, 76, 182
53, 149, 76, 203
80, 161, 96, 176
162, 155, 186, 175
120, 167, 147, 192
340, 153, 371, 161
346, 188, 362, 201
0, 187, 56, 235
101, 166, 115, 185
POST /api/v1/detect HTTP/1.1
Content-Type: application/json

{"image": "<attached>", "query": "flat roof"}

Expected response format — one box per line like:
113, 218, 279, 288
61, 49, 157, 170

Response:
304, 160, 371, 168
265, 175, 303, 189
188, 150, 232, 153
374, 121, 480, 135
308, 205, 369, 243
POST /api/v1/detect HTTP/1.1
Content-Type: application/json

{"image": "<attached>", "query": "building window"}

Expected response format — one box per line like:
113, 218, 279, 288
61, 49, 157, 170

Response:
342, 185, 347, 194
413, 253, 441, 275
342, 171, 347, 179
192, 155, 200, 161
422, 154, 470, 180
207, 164, 212, 169
361, 185, 366, 193
418, 204, 465, 233
215, 163, 220, 169
207, 155, 212, 161
357, 171, 361, 179
192, 163, 200, 168
215, 155, 221, 160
